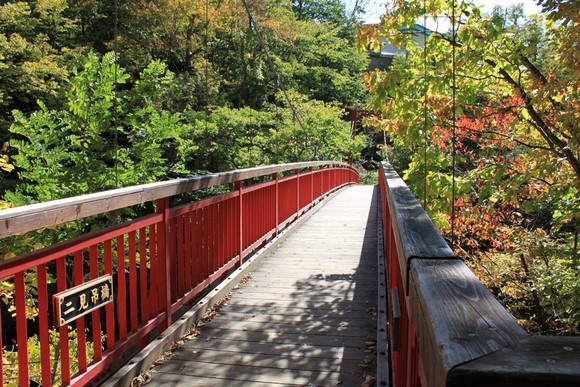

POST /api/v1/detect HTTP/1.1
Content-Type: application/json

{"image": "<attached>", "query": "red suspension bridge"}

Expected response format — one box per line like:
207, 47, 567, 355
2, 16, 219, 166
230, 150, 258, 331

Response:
0, 161, 578, 386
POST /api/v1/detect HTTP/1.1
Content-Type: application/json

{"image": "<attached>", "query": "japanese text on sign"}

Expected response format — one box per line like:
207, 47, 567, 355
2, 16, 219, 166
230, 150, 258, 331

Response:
53, 275, 114, 326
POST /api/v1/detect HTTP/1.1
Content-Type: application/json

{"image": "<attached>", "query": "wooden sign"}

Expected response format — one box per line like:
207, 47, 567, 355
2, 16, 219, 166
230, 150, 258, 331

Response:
53, 275, 114, 327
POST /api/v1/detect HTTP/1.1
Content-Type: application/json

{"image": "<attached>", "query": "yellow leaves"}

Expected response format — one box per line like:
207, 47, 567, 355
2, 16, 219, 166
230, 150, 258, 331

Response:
36, 0, 68, 15
0, 153, 14, 172
355, 24, 381, 52
1, 281, 14, 299
2, 252, 17, 260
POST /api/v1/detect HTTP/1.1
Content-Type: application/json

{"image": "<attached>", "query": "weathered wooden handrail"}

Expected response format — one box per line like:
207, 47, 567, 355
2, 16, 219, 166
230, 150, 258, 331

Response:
378, 160, 580, 387
0, 161, 345, 239
0, 161, 358, 386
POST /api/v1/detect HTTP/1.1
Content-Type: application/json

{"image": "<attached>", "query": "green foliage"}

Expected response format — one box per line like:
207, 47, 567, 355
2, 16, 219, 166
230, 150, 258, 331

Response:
2, 328, 95, 386
280, 21, 369, 105
6, 53, 198, 207
359, 1, 579, 333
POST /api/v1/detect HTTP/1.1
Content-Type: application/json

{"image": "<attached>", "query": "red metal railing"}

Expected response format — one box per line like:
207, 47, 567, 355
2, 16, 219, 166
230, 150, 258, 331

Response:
0, 162, 358, 386
378, 160, 580, 387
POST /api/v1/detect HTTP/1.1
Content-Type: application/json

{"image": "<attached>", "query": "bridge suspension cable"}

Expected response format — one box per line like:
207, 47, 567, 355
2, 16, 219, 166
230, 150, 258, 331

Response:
422, 3, 429, 209
451, 0, 458, 249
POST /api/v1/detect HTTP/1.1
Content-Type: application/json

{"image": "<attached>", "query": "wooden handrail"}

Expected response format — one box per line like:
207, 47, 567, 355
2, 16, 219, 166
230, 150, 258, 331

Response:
379, 160, 580, 387
0, 161, 349, 238
381, 162, 455, 293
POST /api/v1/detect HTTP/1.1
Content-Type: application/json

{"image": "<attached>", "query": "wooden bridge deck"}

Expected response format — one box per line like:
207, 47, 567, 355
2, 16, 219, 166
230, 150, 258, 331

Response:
144, 185, 379, 386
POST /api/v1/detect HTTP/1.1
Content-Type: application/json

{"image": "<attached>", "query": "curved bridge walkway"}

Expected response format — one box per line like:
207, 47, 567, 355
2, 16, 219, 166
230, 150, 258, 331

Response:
144, 185, 379, 386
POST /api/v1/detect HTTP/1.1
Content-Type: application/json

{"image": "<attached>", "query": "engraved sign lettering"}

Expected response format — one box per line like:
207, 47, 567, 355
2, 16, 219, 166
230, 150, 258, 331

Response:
53, 275, 113, 326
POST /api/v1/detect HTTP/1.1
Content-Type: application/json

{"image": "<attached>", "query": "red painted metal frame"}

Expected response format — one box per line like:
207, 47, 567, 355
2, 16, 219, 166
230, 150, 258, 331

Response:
0, 163, 358, 386
379, 165, 423, 387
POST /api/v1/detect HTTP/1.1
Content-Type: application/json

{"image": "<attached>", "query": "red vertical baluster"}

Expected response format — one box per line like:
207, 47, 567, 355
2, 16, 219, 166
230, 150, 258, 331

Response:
199, 207, 206, 283
218, 202, 225, 268
168, 215, 176, 302
265, 183, 270, 234
193, 209, 200, 286
236, 181, 243, 265
201, 207, 208, 279
56, 257, 70, 385
249, 191, 253, 245
295, 169, 299, 217
37, 264, 52, 385
149, 225, 158, 316
128, 231, 138, 332
222, 200, 227, 264
156, 198, 172, 330
14, 272, 29, 386
139, 227, 149, 323
221, 201, 226, 267
74, 250, 87, 374
103, 240, 115, 350
310, 167, 314, 209
256, 190, 261, 241
241, 194, 246, 254
245, 191, 251, 248
0, 296, 3, 387
215, 203, 221, 270
224, 200, 229, 264
206, 205, 211, 274
184, 212, 192, 291
117, 235, 127, 341
320, 169, 324, 196
273, 174, 279, 235
215, 203, 219, 272
231, 197, 236, 261
266, 185, 270, 234
245, 189, 249, 253
177, 214, 184, 297
89, 245, 102, 361
191, 209, 197, 285
248, 191, 253, 244
260, 188, 264, 237
207, 205, 213, 274
231, 197, 236, 260
211, 203, 217, 273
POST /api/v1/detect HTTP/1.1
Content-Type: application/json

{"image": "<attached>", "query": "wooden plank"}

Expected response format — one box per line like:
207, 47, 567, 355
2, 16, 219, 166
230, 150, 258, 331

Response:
206, 311, 375, 327
178, 338, 365, 360
233, 278, 377, 290
215, 303, 375, 316
139, 186, 379, 387
409, 258, 528, 387
448, 336, 580, 387
226, 292, 370, 304
0, 161, 354, 238
197, 320, 375, 337
249, 273, 377, 281
147, 362, 361, 386
220, 296, 375, 312
164, 349, 363, 373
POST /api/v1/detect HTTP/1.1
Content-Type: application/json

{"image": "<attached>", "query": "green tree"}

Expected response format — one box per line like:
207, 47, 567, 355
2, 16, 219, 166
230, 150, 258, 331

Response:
5, 52, 196, 206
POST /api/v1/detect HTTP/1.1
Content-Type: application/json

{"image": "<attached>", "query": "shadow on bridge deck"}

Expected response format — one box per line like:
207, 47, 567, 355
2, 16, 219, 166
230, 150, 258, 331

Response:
141, 185, 378, 386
